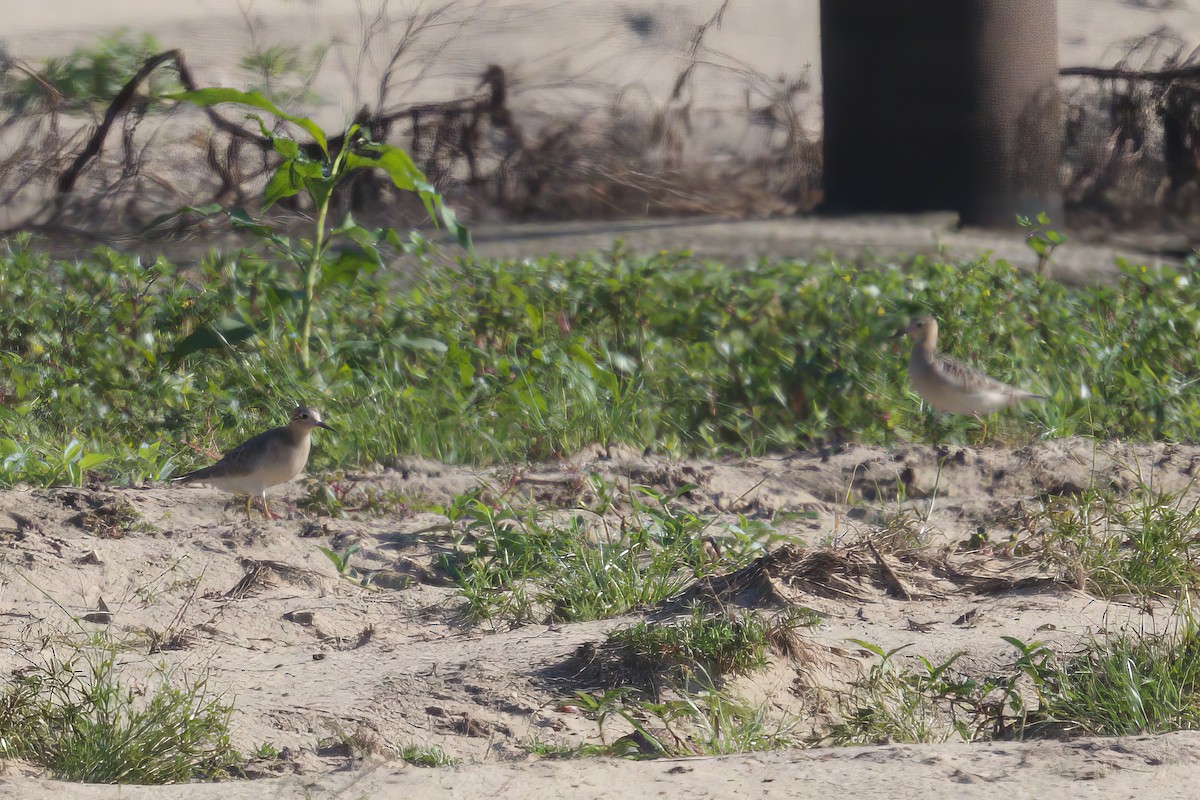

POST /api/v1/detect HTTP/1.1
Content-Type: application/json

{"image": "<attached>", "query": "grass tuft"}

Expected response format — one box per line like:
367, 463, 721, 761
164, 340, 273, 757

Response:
1033, 482, 1200, 597
572, 672, 794, 758
0, 635, 238, 783
829, 623, 1200, 746
602, 606, 816, 692
397, 743, 459, 767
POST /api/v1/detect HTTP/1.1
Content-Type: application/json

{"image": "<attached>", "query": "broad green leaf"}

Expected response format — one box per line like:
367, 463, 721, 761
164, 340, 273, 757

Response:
344, 149, 470, 250
321, 248, 380, 287
79, 452, 113, 471
346, 146, 423, 191
63, 439, 84, 463
264, 158, 325, 210
413, 178, 440, 221
247, 114, 304, 161
263, 163, 303, 209
164, 88, 328, 156
330, 214, 384, 249
270, 134, 300, 160
847, 639, 889, 659
439, 203, 472, 250
227, 207, 276, 237
303, 175, 336, 211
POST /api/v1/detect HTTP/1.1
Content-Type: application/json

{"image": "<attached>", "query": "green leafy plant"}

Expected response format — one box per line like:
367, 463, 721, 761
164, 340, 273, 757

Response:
830, 639, 1033, 745
1018, 211, 1066, 276
318, 542, 377, 588
164, 87, 469, 369
6, 239, 1200, 487
1, 29, 179, 113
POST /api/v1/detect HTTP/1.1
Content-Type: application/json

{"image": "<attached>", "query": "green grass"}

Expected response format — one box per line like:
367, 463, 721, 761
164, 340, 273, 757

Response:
544, 605, 811, 759
437, 485, 777, 626
1, 235, 1198, 487
1034, 482, 1200, 597
603, 606, 816, 690
829, 624, 1200, 745
607, 611, 772, 680
572, 676, 794, 758
0, 635, 238, 783
1028, 622, 1200, 736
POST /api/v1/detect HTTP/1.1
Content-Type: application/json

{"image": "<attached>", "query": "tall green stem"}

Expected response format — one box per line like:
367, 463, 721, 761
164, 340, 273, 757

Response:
299, 198, 330, 370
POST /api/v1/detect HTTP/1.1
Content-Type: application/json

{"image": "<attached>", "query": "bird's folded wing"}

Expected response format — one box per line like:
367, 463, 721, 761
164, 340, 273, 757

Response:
173, 431, 273, 481
933, 354, 1014, 393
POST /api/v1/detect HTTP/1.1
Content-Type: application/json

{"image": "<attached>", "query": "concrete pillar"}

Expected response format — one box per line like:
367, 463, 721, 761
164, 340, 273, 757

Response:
819, 0, 1063, 227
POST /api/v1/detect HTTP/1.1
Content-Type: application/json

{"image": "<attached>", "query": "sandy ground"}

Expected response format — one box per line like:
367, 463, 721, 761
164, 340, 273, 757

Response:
8, 731, 1200, 799
3, 439, 1200, 795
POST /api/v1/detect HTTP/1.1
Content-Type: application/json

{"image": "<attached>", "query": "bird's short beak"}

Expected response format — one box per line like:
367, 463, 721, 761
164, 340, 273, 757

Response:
316, 421, 334, 432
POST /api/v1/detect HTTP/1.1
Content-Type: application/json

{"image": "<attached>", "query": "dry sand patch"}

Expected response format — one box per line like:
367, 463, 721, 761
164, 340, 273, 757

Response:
0, 438, 1197, 795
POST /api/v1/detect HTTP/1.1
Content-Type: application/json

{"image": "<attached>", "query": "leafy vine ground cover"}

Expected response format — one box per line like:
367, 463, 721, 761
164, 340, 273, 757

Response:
0, 237, 1197, 486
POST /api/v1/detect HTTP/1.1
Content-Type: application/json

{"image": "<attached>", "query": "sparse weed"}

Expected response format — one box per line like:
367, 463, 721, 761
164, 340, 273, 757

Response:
0, 634, 238, 783
828, 625, 1200, 746
299, 476, 416, 519
1018, 211, 1066, 276
829, 639, 1028, 746
251, 742, 281, 760
437, 487, 775, 627
396, 742, 459, 767
1022, 622, 1200, 736
522, 737, 600, 759
572, 670, 792, 758
1032, 483, 1200, 597
316, 721, 382, 760
317, 543, 375, 589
